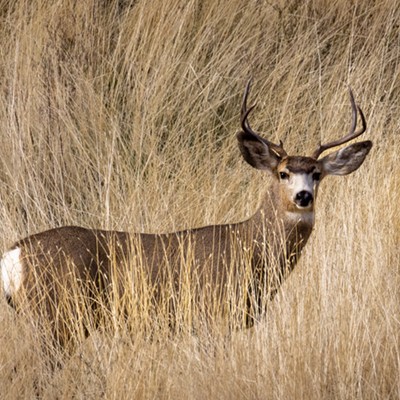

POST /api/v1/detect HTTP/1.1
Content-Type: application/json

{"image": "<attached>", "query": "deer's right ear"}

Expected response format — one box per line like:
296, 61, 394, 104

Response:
237, 131, 281, 171
319, 140, 372, 176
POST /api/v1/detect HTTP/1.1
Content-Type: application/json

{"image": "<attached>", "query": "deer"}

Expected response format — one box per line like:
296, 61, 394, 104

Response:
1, 81, 372, 348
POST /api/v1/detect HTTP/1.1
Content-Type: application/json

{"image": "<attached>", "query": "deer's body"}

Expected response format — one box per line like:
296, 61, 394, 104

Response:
1, 82, 372, 345
2, 186, 312, 323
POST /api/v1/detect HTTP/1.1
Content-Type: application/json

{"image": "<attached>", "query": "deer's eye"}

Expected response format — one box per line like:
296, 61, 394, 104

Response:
279, 172, 289, 180
312, 172, 321, 181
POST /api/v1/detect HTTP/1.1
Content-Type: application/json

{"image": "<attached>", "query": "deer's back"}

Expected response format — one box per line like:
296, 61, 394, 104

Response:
3, 224, 242, 300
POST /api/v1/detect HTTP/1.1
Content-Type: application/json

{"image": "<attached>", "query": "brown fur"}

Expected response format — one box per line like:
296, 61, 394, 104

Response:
8, 178, 313, 347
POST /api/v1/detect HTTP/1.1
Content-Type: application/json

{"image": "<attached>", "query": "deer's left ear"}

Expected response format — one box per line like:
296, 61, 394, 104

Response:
319, 140, 372, 176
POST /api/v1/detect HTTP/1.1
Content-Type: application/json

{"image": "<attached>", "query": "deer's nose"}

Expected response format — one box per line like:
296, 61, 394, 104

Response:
295, 191, 313, 208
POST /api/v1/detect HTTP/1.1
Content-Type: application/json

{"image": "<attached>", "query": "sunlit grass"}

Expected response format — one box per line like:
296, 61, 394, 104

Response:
0, 0, 399, 398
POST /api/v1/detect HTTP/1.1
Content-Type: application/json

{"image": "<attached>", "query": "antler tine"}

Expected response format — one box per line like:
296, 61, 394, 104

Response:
240, 79, 287, 158
312, 88, 367, 159
240, 79, 258, 135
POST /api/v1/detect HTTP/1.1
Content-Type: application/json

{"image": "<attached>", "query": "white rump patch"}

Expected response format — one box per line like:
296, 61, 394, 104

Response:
1, 247, 23, 296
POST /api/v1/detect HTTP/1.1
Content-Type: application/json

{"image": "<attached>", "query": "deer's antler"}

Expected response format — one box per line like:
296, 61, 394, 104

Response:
311, 88, 367, 159
241, 80, 287, 159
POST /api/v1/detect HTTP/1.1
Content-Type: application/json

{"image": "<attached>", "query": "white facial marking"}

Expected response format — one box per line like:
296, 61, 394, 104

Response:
285, 211, 315, 226
288, 173, 314, 197
1, 247, 23, 296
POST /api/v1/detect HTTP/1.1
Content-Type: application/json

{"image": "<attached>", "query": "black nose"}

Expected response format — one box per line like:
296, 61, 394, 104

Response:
295, 191, 313, 208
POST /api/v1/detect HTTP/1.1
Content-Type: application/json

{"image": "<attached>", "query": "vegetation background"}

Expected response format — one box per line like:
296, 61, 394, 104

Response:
0, 0, 399, 398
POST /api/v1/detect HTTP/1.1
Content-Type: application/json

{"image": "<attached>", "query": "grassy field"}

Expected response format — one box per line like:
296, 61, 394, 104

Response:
0, 0, 399, 398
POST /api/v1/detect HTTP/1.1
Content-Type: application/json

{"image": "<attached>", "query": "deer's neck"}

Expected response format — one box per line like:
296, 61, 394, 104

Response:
238, 182, 315, 322
250, 180, 315, 268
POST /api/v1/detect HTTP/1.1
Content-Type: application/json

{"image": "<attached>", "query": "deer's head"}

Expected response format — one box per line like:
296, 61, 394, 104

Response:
237, 81, 372, 215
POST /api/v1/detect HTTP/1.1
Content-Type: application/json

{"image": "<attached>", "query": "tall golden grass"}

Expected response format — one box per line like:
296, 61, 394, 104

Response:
0, 0, 399, 398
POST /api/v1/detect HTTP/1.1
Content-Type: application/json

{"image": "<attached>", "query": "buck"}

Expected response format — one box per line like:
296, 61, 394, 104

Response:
1, 82, 372, 345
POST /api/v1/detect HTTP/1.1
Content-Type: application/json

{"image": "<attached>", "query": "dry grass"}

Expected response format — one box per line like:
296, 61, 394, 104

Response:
0, 0, 399, 398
